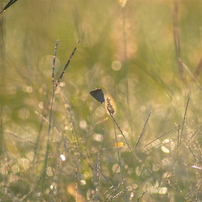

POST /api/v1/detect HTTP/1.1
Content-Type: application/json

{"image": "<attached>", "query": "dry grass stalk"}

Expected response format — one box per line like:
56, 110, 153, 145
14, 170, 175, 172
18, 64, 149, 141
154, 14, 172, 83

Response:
105, 94, 117, 116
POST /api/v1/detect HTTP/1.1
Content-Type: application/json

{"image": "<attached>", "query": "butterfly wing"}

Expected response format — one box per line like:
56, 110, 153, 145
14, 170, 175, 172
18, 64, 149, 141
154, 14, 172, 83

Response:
90, 89, 105, 104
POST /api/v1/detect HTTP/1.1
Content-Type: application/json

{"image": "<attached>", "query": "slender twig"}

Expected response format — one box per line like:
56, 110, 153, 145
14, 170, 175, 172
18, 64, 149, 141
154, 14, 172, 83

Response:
55, 40, 80, 88
41, 74, 55, 193
6, 131, 37, 146
41, 40, 80, 193
52, 39, 59, 88
0, 0, 18, 14
181, 97, 190, 142
112, 117, 127, 200
173, 0, 183, 79
135, 112, 151, 149
186, 125, 202, 144
145, 125, 179, 147
177, 96, 190, 157
121, 6, 129, 108
111, 114, 133, 156
179, 59, 202, 91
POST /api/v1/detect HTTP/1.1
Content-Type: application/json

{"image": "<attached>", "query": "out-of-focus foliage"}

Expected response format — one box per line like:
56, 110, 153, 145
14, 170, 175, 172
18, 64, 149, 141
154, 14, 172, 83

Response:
1, 0, 202, 201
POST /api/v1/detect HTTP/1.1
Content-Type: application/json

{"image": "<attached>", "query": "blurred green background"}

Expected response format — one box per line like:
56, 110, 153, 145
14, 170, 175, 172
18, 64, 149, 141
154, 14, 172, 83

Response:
1, 0, 202, 201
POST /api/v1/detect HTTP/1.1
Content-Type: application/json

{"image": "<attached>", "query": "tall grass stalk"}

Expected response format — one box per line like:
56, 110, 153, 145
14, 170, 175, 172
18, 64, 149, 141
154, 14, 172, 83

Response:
41, 40, 80, 195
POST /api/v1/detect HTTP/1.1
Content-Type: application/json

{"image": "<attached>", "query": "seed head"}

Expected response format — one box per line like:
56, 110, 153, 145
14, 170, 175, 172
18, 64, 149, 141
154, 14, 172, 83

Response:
105, 94, 116, 116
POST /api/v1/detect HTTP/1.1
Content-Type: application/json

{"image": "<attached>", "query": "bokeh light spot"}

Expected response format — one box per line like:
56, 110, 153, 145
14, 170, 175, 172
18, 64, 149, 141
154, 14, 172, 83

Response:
159, 187, 167, 194
11, 165, 20, 173
80, 180, 86, 185
93, 133, 103, 142
39, 102, 44, 109
112, 164, 121, 173
161, 146, 170, 153
79, 120, 87, 129
26, 152, 34, 161
60, 154, 66, 161
18, 108, 30, 120
23, 85, 33, 93
46, 166, 53, 176
111, 60, 122, 71
18, 158, 30, 170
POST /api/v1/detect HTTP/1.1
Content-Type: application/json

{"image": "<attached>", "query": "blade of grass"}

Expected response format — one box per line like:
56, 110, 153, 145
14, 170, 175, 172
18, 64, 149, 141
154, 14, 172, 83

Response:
135, 111, 151, 149
54, 40, 80, 89
0, 0, 18, 14
173, 0, 184, 80
179, 59, 202, 91
40, 40, 60, 193
145, 125, 179, 147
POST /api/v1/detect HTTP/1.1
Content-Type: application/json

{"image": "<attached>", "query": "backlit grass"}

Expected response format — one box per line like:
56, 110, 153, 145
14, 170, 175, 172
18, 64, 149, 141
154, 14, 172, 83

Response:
1, 0, 202, 201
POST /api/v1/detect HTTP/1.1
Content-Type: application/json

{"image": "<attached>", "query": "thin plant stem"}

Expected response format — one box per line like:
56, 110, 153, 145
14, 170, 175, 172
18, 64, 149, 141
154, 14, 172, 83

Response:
179, 59, 202, 91
178, 96, 190, 151
173, 0, 183, 80
52, 39, 59, 88
41, 40, 80, 194
0, 0, 18, 14
135, 111, 151, 149
55, 40, 80, 88
181, 97, 190, 137
112, 118, 127, 200
145, 125, 179, 147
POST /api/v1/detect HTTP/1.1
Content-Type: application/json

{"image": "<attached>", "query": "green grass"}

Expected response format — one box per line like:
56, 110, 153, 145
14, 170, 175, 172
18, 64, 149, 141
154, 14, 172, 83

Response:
1, 0, 202, 201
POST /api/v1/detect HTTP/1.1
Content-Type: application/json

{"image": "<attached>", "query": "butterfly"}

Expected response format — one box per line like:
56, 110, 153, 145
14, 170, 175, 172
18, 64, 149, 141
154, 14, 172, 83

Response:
90, 89, 105, 104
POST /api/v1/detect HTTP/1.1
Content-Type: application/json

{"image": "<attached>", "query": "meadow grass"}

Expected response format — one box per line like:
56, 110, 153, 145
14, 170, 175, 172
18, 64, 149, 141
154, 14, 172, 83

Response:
1, 0, 202, 201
